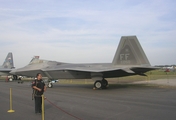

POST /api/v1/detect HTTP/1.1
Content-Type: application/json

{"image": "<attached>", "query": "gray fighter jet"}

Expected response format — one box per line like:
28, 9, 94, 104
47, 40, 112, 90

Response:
10, 36, 157, 89
0, 52, 15, 76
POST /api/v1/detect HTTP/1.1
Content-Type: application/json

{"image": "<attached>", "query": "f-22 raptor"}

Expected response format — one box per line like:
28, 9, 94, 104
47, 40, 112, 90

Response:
10, 36, 157, 89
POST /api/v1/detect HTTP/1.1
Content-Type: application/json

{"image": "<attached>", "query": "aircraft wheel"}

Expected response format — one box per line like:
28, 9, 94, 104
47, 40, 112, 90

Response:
13, 75, 17, 80
8, 78, 13, 82
102, 79, 108, 89
94, 80, 102, 89
48, 83, 53, 88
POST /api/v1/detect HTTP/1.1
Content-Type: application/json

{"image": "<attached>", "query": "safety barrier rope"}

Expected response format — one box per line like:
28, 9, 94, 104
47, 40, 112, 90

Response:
4, 82, 82, 120
45, 98, 82, 120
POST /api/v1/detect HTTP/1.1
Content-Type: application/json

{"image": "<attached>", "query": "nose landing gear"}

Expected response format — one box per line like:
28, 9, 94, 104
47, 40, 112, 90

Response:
47, 81, 53, 88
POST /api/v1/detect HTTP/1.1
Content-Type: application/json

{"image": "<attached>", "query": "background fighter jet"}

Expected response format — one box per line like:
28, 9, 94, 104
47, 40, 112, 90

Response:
10, 36, 157, 89
0, 52, 17, 79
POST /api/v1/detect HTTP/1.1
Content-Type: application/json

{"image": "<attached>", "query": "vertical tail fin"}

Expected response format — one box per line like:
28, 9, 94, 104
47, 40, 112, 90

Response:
112, 36, 151, 66
2, 52, 14, 69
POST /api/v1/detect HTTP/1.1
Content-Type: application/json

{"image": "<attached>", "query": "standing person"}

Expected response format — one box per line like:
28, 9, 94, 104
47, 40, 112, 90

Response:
32, 73, 46, 114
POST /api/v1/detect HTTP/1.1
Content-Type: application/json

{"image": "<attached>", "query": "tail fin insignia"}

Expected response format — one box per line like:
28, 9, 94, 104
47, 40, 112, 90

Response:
2, 52, 14, 69
112, 36, 151, 66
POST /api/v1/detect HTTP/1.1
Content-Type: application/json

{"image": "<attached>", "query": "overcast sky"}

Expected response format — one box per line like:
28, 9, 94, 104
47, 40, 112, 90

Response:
0, 0, 176, 68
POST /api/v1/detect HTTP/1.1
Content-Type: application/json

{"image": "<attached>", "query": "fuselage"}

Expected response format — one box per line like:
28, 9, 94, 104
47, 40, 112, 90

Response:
10, 60, 117, 79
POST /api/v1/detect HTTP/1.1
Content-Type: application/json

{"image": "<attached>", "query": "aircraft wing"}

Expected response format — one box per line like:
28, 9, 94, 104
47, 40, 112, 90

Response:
42, 66, 158, 78
43, 65, 157, 72
0, 69, 12, 72
42, 66, 122, 72
0, 69, 12, 75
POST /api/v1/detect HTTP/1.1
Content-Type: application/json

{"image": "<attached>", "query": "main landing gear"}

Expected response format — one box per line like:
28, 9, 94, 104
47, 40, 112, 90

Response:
13, 75, 18, 80
94, 79, 108, 89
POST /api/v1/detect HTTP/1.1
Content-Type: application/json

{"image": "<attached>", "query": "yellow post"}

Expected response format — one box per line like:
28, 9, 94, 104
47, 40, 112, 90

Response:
41, 95, 45, 120
7, 88, 15, 113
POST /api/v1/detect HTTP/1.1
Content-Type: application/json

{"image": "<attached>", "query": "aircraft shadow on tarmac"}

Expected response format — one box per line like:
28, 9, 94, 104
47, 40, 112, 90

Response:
51, 83, 155, 90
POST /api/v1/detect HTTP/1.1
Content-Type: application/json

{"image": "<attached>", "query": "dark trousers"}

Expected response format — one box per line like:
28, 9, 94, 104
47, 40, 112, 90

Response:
34, 96, 42, 113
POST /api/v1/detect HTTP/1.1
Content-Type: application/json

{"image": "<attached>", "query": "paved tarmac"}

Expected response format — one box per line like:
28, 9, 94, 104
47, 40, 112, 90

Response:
134, 78, 176, 87
1, 80, 176, 120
